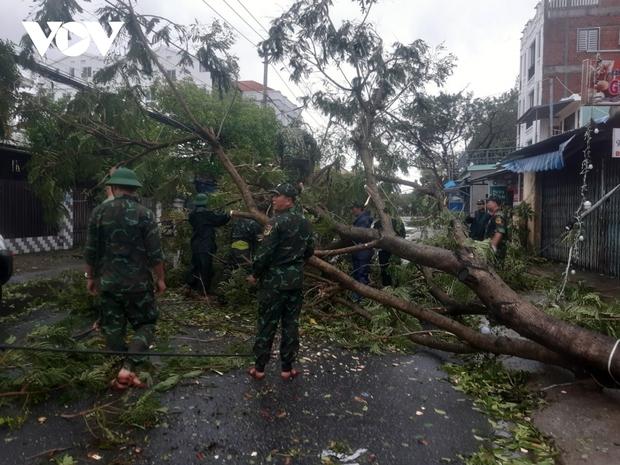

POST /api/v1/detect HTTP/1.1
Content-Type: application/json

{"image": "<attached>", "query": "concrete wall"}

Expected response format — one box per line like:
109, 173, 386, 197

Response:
523, 171, 542, 249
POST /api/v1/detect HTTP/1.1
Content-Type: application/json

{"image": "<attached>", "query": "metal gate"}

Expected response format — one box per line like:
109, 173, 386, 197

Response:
540, 148, 620, 276
0, 179, 58, 239
72, 191, 97, 247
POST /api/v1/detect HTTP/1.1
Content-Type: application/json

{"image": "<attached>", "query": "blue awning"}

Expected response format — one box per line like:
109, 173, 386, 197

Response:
503, 136, 574, 173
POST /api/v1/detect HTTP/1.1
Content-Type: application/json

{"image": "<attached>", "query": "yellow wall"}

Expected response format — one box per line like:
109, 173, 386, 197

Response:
522, 171, 541, 249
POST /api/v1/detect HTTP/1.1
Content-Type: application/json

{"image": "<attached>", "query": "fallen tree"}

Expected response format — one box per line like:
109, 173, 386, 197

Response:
16, 0, 620, 385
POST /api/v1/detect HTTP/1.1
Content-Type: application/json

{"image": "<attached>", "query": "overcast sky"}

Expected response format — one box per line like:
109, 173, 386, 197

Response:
1, 0, 540, 130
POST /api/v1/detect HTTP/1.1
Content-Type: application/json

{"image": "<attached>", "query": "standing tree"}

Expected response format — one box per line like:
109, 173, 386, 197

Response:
395, 91, 477, 192
0, 40, 20, 140
468, 88, 518, 151
261, 0, 454, 233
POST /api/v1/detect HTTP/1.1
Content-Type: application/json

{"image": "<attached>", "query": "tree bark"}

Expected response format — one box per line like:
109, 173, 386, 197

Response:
320, 220, 620, 377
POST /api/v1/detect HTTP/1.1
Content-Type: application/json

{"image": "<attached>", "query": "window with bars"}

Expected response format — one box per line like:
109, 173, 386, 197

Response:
577, 28, 599, 52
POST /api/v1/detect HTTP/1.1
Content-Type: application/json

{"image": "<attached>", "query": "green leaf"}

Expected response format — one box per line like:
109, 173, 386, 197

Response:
153, 374, 180, 392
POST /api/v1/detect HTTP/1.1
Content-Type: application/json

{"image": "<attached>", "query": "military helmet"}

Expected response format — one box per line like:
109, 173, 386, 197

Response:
269, 183, 298, 199
106, 167, 142, 188
194, 193, 208, 206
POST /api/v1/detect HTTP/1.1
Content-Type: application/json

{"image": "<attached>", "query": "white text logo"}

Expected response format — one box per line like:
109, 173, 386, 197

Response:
22, 21, 124, 57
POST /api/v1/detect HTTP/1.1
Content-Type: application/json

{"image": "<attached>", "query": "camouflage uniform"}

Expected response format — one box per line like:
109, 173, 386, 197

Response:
484, 210, 508, 260
187, 205, 231, 293
84, 194, 163, 369
252, 206, 314, 372
229, 217, 263, 270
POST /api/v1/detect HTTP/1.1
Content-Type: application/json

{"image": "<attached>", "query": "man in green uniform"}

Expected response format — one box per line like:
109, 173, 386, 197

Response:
484, 196, 508, 260
85, 168, 165, 390
187, 194, 231, 298
246, 183, 314, 381
228, 205, 266, 270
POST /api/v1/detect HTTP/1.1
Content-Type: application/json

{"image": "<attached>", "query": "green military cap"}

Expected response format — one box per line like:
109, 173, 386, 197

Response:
270, 183, 298, 199
194, 193, 208, 206
106, 167, 142, 187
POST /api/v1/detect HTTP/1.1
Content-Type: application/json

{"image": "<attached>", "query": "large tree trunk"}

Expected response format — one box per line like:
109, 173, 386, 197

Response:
324, 223, 620, 378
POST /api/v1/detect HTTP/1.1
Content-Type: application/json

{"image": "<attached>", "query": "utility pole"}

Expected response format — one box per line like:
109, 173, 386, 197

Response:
262, 48, 268, 108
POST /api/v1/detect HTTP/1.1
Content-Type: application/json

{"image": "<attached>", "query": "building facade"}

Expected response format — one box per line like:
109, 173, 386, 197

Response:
517, 0, 620, 148
236, 80, 302, 126
30, 45, 212, 99
509, 0, 620, 273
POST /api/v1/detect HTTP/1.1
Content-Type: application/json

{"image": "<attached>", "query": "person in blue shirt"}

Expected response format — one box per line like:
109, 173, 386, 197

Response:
350, 203, 374, 301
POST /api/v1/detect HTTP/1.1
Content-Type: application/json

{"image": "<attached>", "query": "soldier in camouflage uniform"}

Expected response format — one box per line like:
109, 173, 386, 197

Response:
484, 196, 508, 260
229, 217, 263, 270
247, 183, 314, 381
84, 168, 165, 390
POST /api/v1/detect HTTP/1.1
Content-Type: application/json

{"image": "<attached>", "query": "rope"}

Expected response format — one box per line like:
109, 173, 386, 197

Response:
608, 339, 620, 386
0, 344, 253, 358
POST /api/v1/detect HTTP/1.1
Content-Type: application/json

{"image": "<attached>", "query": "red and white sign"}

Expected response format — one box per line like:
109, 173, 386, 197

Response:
582, 55, 620, 105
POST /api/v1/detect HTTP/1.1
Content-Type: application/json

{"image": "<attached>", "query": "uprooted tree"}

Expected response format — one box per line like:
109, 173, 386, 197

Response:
13, 0, 620, 385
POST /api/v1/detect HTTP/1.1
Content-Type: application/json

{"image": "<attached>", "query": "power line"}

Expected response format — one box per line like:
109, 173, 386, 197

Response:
0, 344, 253, 358
201, 0, 259, 46
201, 0, 322, 128
236, 0, 270, 35
233, 0, 318, 98
228, 0, 324, 128
222, 0, 265, 41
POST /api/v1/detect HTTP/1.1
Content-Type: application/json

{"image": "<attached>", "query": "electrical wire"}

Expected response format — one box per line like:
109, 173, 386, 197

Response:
201, 0, 324, 129
0, 344, 254, 358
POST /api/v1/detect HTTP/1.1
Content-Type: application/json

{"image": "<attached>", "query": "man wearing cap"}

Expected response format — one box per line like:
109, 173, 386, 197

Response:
350, 203, 374, 300
84, 167, 166, 390
187, 194, 232, 298
246, 183, 314, 381
466, 199, 491, 241
484, 196, 508, 259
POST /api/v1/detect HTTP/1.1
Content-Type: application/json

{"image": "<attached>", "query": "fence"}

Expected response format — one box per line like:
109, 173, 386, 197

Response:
548, 0, 599, 9
0, 179, 58, 239
1, 182, 72, 254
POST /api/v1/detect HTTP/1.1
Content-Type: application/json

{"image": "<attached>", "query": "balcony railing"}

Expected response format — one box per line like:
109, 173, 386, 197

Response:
457, 148, 517, 172
548, 0, 598, 9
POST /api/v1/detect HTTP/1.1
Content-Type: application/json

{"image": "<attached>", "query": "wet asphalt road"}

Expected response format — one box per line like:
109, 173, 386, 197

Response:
134, 348, 489, 465
0, 347, 489, 465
